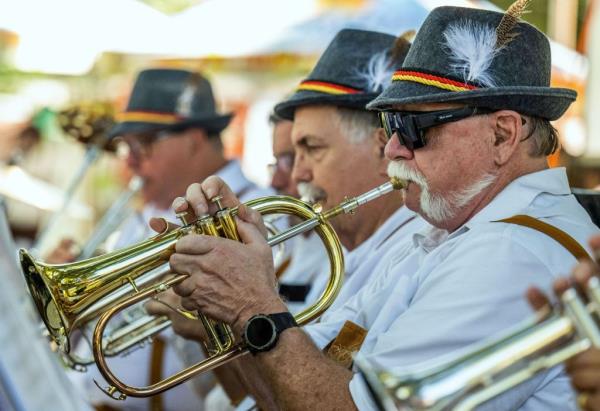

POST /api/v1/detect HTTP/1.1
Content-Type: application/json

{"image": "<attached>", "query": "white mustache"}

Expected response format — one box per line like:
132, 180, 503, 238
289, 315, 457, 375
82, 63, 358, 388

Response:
387, 161, 428, 189
386, 160, 497, 224
297, 182, 327, 204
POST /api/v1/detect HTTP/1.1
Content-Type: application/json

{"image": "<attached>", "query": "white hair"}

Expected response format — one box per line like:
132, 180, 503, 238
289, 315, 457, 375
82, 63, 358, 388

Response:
335, 107, 379, 144
387, 161, 496, 224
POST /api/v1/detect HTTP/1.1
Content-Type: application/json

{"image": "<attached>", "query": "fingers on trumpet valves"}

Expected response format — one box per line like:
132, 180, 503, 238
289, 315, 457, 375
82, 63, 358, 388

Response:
236, 204, 268, 239
149, 217, 180, 234
201, 176, 241, 211
173, 177, 241, 223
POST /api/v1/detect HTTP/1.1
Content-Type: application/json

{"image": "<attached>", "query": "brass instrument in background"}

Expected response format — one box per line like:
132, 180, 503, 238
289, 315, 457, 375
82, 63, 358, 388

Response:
78, 175, 144, 260
358, 277, 600, 411
35, 102, 116, 252
20, 178, 405, 400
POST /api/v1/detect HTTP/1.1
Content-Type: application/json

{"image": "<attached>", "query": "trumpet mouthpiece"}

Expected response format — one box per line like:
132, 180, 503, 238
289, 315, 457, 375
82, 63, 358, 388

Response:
390, 177, 408, 190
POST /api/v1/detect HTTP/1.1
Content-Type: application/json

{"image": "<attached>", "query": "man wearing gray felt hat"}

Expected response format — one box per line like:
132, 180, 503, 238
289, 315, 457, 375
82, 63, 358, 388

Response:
141, 3, 597, 410
67, 68, 271, 411
270, 28, 422, 314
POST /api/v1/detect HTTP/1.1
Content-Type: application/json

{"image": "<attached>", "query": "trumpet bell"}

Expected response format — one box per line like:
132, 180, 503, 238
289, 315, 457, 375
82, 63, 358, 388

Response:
20, 250, 71, 350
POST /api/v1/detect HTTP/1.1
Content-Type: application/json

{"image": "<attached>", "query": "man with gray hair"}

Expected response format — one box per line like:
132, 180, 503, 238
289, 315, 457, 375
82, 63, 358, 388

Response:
271, 28, 422, 314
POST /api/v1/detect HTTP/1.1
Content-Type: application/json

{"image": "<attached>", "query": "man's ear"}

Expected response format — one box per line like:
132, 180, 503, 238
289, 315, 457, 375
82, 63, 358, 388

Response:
490, 110, 523, 166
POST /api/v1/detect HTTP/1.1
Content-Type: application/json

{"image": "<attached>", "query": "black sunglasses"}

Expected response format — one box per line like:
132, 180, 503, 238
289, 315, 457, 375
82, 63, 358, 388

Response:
378, 106, 492, 150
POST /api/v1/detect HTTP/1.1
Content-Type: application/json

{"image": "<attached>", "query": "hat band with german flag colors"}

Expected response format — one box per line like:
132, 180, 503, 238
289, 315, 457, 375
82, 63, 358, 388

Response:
296, 80, 362, 96
108, 68, 233, 139
116, 111, 185, 125
273, 29, 411, 120
392, 70, 479, 93
367, 6, 577, 121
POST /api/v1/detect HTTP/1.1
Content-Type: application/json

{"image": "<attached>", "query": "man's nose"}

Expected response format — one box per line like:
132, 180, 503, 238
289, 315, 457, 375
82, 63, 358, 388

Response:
384, 133, 414, 161
291, 154, 312, 183
270, 169, 289, 191
125, 151, 142, 171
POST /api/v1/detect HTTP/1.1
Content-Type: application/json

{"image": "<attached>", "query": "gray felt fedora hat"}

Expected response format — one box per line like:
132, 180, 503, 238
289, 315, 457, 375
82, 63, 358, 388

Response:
109, 68, 232, 138
367, 6, 576, 120
274, 28, 410, 120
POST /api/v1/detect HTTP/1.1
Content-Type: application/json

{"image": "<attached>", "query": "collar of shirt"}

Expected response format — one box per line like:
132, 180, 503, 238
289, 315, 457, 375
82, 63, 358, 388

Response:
465, 167, 571, 227
411, 167, 571, 255
345, 206, 418, 274
214, 160, 254, 197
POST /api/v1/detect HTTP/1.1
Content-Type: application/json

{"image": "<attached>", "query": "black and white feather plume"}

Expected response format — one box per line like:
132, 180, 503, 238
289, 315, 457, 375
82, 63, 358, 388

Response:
443, 21, 499, 88
443, 0, 531, 88
355, 50, 395, 93
355, 32, 412, 93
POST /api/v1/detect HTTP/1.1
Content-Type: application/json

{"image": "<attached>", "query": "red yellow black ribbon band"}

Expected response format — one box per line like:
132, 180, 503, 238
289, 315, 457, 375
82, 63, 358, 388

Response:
296, 80, 361, 95
117, 111, 184, 124
392, 70, 478, 92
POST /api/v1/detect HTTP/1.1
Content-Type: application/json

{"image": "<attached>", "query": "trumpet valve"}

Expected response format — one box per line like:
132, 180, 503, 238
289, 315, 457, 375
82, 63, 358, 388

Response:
176, 211, 193, 227
211, 195, 225, 211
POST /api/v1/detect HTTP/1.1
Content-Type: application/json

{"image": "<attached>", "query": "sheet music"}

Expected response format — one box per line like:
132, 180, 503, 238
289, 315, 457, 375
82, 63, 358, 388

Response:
0, 197, 92, 411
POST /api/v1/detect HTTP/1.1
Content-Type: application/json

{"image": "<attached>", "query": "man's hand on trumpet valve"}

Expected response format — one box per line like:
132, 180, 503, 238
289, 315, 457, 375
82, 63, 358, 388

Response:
527, 234, 600, 411
151, 176, 288, 336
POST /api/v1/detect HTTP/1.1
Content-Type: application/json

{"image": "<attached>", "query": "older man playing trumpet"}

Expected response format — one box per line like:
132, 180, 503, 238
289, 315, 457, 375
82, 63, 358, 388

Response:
158, 4, 598, 410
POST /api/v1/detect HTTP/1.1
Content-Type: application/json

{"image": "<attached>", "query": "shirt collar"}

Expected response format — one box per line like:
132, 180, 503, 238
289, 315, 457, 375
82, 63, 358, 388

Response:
412, 168, 571, 253
347, 206, 418, 262
465, 167, 571, 228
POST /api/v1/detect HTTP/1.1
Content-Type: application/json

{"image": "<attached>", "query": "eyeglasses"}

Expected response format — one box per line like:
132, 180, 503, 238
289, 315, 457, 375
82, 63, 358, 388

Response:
115, 130, 178, 160
267, 152, 294, 177
378, 106, 492, 150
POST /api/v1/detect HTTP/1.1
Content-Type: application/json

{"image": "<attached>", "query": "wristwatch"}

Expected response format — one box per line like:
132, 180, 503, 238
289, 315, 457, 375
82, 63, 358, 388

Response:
243, 312, 298, 354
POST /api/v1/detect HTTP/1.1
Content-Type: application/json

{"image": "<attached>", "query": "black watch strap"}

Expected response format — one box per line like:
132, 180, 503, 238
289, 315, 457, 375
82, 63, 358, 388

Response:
244, 312, 298, 355
270, 312, 298, 332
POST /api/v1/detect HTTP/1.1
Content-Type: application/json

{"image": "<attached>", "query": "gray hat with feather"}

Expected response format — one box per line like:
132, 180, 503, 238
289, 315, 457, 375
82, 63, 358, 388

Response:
274, 28, 410, 120
367, 4, 576, 120
109, 68, 232, 138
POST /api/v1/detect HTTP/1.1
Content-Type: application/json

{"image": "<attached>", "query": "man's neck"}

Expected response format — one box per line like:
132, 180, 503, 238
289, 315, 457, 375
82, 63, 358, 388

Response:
436, 162, 548, 233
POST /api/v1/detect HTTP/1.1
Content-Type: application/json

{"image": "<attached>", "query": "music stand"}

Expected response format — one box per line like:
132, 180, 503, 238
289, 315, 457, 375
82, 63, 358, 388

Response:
0, 196, 92, 411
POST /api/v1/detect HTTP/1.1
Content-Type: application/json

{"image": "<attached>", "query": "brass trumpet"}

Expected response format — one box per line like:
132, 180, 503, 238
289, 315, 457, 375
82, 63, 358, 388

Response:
357, 277, 600, 411
20, 179, 405, 400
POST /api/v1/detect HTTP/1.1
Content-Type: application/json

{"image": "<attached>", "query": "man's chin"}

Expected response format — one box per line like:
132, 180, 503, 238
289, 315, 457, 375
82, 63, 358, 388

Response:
402, 183, 421, 209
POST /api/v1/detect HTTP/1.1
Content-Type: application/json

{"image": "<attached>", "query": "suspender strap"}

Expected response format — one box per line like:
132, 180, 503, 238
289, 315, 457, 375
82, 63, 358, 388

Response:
274, 256, 292, 279
495, 215, 590, 261
324, 321, 368, 369
149, 336, 166, 411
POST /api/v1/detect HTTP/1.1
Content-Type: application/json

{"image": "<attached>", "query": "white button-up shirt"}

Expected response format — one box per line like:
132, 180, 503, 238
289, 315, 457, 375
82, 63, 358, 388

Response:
70, 160, 271, 411
306, 168, 599, 411
306, 206, 425, 315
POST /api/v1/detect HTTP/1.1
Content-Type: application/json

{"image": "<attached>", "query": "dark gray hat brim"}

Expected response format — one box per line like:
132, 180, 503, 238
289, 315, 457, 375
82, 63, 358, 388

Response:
108, 113, 233, 139
274, 90, 379, 120
367, 83, 577, 121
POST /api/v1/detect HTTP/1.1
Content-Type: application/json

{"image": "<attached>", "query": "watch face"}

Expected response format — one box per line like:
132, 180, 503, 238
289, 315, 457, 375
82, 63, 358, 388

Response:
245, 315, 277, 350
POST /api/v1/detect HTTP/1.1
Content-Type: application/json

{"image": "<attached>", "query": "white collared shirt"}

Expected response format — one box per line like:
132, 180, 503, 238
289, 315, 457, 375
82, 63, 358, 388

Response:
306, 167, 599, 411
304, 206, 425, 315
